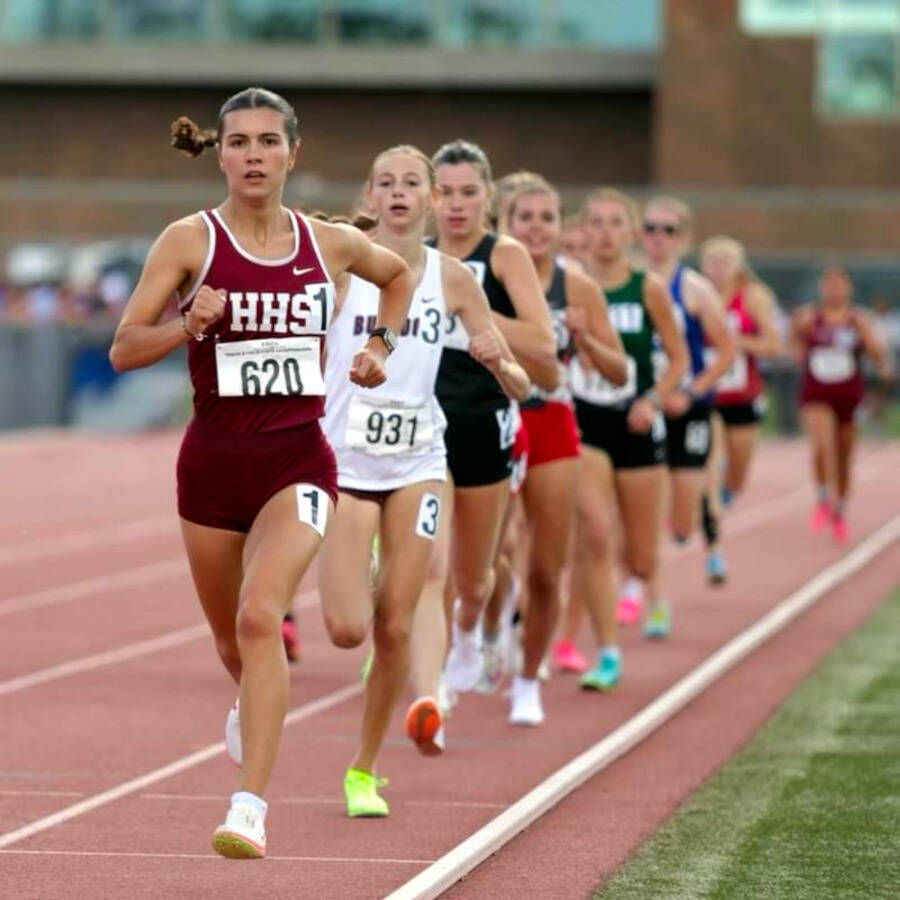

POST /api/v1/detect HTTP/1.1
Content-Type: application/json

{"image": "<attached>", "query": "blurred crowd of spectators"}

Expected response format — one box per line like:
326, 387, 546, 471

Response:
0, 241, 147, 327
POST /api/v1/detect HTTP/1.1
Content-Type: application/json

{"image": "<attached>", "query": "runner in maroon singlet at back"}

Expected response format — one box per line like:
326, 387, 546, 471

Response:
792, 264, 892, 541
109, 87, 412, 859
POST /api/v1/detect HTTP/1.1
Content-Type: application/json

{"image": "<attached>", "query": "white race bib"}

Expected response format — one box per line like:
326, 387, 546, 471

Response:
706, 348, 748, 393
810, 347, 855, 384
570, 356, 637, 407
345, 395, 435, 456
215, 336, 324, 398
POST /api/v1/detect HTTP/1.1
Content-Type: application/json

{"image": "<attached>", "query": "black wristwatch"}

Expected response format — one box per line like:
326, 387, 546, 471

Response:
369, 326, 397, 355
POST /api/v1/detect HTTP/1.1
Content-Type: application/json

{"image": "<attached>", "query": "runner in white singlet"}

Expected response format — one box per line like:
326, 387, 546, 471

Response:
318, 145, 529, 818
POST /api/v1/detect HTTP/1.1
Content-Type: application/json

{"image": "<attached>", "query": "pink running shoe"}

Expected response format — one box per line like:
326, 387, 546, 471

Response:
617, 593, 643, 626
831, 513, 849, 544
809, 502, 830, 534
552, 640, 587, 674
282, 617, 300, 663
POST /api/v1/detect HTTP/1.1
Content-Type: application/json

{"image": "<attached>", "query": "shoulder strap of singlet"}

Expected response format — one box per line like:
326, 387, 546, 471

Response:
669, 265, 684, 306
177, 210, 216, 310
546, 263, 567, 308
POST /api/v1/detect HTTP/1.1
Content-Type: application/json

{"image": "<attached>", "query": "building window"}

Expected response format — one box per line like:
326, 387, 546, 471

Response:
820, 31, 899, 115
741, 0, 900, 117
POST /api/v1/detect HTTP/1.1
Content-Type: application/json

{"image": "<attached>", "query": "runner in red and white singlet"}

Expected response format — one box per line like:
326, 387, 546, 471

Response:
109, 88, 412, 860
504, 176, 627, 687
792, 264, 892, 541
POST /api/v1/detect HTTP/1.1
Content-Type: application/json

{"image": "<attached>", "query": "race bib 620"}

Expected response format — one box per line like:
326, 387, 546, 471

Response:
215, 336, 324, 397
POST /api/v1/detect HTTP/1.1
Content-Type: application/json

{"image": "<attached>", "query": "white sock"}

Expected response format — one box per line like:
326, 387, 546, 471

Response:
231, 791, 267, 816
622, 577, 641, 597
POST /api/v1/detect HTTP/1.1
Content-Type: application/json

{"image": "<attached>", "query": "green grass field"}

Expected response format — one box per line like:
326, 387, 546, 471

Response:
595, 587, 900, 900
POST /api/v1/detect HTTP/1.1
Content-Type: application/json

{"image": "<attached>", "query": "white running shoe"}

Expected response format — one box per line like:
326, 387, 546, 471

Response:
444, 621, 484, 692
211, 801, 266, 859
437, 675, 458, 718
509, 676, 544, 727
225, 699, 241, 766
475, 639, 505, 694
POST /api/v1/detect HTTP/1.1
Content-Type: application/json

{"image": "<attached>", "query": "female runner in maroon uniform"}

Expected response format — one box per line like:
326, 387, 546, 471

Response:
109, 88, 412, 859
791, 264, 891, 541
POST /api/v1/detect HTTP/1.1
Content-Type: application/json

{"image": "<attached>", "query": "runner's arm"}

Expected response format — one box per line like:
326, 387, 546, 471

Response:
644, 271, 688, 400
564, 266, 628, 385
443, 256, 530, 401
740, 283, 782, 359
109, 217, 207, 371
686, 269, 736, 396
489, 237, 559, 391
857, 311, 894, 381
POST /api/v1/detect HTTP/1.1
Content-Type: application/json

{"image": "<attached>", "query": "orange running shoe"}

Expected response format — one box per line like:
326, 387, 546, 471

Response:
405, 696, 444, 757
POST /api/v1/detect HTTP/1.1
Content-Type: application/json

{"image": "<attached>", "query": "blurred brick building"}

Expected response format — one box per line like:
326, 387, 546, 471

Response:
1, 0, 898, 258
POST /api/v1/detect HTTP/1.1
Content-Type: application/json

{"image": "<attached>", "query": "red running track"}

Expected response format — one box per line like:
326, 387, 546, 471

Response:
1, 431, 897, 900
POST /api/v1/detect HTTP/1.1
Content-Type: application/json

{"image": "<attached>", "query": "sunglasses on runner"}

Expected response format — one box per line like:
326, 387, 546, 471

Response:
642, 221, 680, 236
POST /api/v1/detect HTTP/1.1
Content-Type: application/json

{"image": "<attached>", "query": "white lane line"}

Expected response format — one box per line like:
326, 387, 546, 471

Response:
0, 591, 317, 698
385, 512, 900, 900
0, 516, 176, 567
0, 849, 433, 863
0, 624, 209, 698
136, 793, 505, 810
0, 681, 364, 850
0, 791, 85, 798
0, 559, 187, 617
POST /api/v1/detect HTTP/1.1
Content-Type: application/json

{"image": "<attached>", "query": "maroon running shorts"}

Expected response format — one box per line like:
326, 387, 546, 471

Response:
177, 416, 338, 533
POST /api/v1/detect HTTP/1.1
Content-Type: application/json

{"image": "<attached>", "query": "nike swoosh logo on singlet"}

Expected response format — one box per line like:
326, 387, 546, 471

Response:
292, 266, 315, 276
421, 296, 437, 304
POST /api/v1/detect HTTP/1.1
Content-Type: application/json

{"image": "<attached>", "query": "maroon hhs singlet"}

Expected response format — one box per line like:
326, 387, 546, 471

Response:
176, 208, 339, 532
179, 208, 335, 434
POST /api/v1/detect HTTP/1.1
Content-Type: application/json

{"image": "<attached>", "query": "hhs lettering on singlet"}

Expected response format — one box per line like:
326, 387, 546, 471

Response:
228, 284, 333, 334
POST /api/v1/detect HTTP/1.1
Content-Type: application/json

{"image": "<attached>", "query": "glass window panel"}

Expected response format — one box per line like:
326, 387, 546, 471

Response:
337, 0, 430, 44
112, 0, 206, 39
554, 0, 660, 49
820, 31, 898, 114
0, 0, 101, 40
825, 0, 900, 31
438, 0, 541, 48
740, 0, 820, 33
228, 0, 320, 42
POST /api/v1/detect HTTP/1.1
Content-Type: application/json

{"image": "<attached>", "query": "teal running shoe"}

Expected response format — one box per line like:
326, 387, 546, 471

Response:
706, 551, 728, 586
579, 649, 621, 691
643, 603, 672, 640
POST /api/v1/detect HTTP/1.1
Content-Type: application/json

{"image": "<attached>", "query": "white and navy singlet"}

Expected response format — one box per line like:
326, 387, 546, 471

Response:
323, 246, 448, 492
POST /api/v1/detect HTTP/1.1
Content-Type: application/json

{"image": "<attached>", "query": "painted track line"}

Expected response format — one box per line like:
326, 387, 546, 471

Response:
0, 623, 209, 698
0, 515, 175, 567
0, 590, 317, 697
0, 559, 187, 617
0, 849, 433, 864
386, 512, 900, 900
0, 681, 364, 850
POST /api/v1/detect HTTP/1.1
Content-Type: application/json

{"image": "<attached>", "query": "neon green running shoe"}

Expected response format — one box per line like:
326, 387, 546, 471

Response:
343, 768, 389, 818
643, 603, 672, 640
360, 647, 374, 684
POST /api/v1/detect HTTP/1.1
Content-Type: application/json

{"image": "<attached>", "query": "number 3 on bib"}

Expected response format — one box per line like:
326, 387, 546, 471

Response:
415, 493, 441, 540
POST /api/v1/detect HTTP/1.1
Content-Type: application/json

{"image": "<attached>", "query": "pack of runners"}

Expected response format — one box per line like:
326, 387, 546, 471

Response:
109, 88, 893, 859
